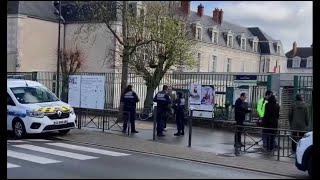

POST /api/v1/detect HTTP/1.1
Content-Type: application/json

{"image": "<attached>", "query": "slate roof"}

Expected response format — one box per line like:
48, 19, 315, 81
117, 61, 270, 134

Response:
285, 47, 313, 58
188, 11, 284, 56
7, 1, 58, 22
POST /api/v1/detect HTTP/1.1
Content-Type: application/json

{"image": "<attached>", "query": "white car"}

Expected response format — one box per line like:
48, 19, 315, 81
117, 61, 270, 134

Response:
7, 77, 76, 138
295, 131, 312, 178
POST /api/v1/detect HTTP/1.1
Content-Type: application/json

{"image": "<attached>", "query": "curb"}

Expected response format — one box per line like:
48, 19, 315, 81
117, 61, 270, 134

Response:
55, 136, 297, 179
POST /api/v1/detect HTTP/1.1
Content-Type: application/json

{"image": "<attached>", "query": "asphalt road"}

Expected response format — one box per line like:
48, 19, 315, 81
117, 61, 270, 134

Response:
6, 137, 294, 179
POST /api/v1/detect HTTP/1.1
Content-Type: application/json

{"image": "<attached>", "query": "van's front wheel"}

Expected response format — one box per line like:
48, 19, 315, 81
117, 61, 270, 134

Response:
13, 120, 26, 139
58, 129, 70, 135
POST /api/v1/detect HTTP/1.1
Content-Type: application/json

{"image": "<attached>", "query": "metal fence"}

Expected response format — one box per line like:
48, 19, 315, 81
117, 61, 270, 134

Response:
8, 71, 269, 112
235, 125, 309, 160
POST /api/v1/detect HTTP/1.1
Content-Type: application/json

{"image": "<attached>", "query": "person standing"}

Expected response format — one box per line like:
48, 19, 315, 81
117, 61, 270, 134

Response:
288, 94, 310, 152
153, 85, 172, 137
173, 92, 185, 136
234, 93, 252, 147
121, 85, 140, 133
256, 91, 273, 147
164, 85, 175, 131
263, 95, 280, 151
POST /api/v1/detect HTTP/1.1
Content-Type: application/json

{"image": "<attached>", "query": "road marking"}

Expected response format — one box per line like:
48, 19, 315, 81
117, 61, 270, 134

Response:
13, 144, 98, 160
7, 163, 20, 168
7, 150, 61, 164
47, 143, 130, 156
25, 139, 51, 142
7, 140, 26, 143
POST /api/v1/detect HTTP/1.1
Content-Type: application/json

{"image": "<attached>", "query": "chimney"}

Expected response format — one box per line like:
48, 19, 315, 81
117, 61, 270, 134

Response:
293, 41, 297, 56
219, 9, 224, 24
213, 8, 219, 22
197, 4, 204, 17
181, 1, 190, 15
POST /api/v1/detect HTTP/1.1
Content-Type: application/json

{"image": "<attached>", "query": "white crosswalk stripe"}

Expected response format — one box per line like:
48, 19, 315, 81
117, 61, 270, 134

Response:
7, 163, 20, 168
8, 141, 131, 169
13, 144, 98, 160
8, 150, 61, 164
47, 143, 130, 156
25, 139, 52, 142
7, 140, 26, 143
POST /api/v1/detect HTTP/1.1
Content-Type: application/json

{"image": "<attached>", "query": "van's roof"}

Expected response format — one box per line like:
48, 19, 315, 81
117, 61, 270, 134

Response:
7, 79, 44, 88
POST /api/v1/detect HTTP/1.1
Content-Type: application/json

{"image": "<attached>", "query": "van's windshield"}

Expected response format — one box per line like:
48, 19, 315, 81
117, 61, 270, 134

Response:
10, 86, 60, 104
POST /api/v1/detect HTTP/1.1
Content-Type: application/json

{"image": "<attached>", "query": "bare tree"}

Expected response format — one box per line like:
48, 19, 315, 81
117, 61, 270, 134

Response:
58, 48, 86, 102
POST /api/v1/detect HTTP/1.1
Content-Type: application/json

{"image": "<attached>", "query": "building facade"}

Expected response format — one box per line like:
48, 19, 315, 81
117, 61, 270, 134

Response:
7, 1, 287, 73
285, 42, 313, 74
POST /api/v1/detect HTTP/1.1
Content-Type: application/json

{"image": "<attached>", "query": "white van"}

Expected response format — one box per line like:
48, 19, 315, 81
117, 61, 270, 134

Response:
295, 131, 312, 178
7, 77, 76, 138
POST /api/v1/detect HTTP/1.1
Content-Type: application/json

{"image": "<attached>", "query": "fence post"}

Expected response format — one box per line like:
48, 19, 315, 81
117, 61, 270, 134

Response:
277, 129, 280, 161
235, 125, 239, 156
293, 76, 299, 97
102, 111, 105, 132
153, 106, 157, 141
31, 71, 38, 81
188, 109, 193, 147
78, 109, 82, 129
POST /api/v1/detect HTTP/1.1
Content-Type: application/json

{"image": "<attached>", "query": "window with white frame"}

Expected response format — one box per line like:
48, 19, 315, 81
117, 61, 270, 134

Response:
307, 57, 312, 68
227, 35, 233, 47
213, 31, 218, 44
196, 28, 202, 40
226, 58, 232, 72
265, 58, 270, 72
253, 41, 258, 52
241, 38, 246, 50
211, 55, 217, 72
292, 57, 300, 68
197, 53, 201, 72
276, 45, 281, 55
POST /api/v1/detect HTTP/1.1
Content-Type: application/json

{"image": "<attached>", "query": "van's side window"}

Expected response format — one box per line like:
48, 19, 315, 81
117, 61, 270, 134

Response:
7, 93, 16, 106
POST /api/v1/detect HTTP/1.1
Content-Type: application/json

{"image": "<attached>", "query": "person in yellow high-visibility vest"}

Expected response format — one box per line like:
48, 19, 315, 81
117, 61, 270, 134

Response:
257, 91, 273, 147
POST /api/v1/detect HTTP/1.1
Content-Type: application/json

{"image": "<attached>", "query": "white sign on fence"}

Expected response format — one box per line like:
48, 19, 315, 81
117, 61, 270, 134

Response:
68, 75, 106, 110
68, 75, 81, 107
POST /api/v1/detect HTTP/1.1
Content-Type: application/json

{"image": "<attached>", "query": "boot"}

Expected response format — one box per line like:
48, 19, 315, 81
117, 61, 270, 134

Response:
174, 132, 181, 136
181, 131, 184, 135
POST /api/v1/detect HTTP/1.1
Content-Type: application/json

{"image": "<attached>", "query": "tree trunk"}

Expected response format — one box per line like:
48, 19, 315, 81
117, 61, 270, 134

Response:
144, 85, 157, 109
61, 75, 69, 103
116, 1, 129, 123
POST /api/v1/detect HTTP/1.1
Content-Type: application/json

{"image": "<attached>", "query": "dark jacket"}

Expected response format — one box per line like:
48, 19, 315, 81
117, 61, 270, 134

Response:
263, 102, 280, 128
234, 98, 251, 123
288, 101, 309, 131
120, 90, 139, 110
153, 90, 171, 112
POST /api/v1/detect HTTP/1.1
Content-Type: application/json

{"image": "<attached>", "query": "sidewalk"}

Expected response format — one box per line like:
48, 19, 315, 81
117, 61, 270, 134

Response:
56, 120, 307, 178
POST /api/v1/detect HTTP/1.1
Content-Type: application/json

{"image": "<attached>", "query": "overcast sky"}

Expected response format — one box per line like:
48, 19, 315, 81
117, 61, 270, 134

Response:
190, 1, 313, 53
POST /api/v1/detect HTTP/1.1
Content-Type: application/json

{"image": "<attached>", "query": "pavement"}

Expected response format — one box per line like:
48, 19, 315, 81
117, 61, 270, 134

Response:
50, 119, 308, 179
7, 139, 292, 179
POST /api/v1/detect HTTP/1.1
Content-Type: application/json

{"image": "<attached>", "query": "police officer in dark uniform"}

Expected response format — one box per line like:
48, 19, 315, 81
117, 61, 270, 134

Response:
153, 85, 171, 137
121, 85, 139, 133
173, 92, 185, 136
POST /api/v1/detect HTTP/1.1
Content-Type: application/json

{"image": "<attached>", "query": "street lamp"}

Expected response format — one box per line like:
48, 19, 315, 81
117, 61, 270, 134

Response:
53, 1, 65, 98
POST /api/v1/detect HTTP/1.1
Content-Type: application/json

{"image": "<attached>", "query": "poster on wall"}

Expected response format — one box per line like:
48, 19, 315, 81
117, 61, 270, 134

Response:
189, 84, 202, 105
80, 76, 106, 110
200, 85, 215, 111
68, 75, 106, 110
189, 84, 215, 113
68, 75, 81, 107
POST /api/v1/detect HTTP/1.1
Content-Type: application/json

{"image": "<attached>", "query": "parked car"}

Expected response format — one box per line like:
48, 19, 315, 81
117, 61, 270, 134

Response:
7, 76, 76, 138
295, 131, 312, 178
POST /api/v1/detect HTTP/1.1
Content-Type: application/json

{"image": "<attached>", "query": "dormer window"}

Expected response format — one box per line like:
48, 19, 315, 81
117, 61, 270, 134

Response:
277, 45, 281, 55
225, 30, 234, 47
241, 38, 246, 50
211, 26, 219, 44
253, 41, 258, 52
196, 28, 202, 40
213, 31, 218, 44
227, 35, 233, 47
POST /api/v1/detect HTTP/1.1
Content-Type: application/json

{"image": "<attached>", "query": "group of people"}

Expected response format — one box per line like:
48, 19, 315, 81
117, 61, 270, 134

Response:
235, 90, 310, 152
120, 84, 186, 137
